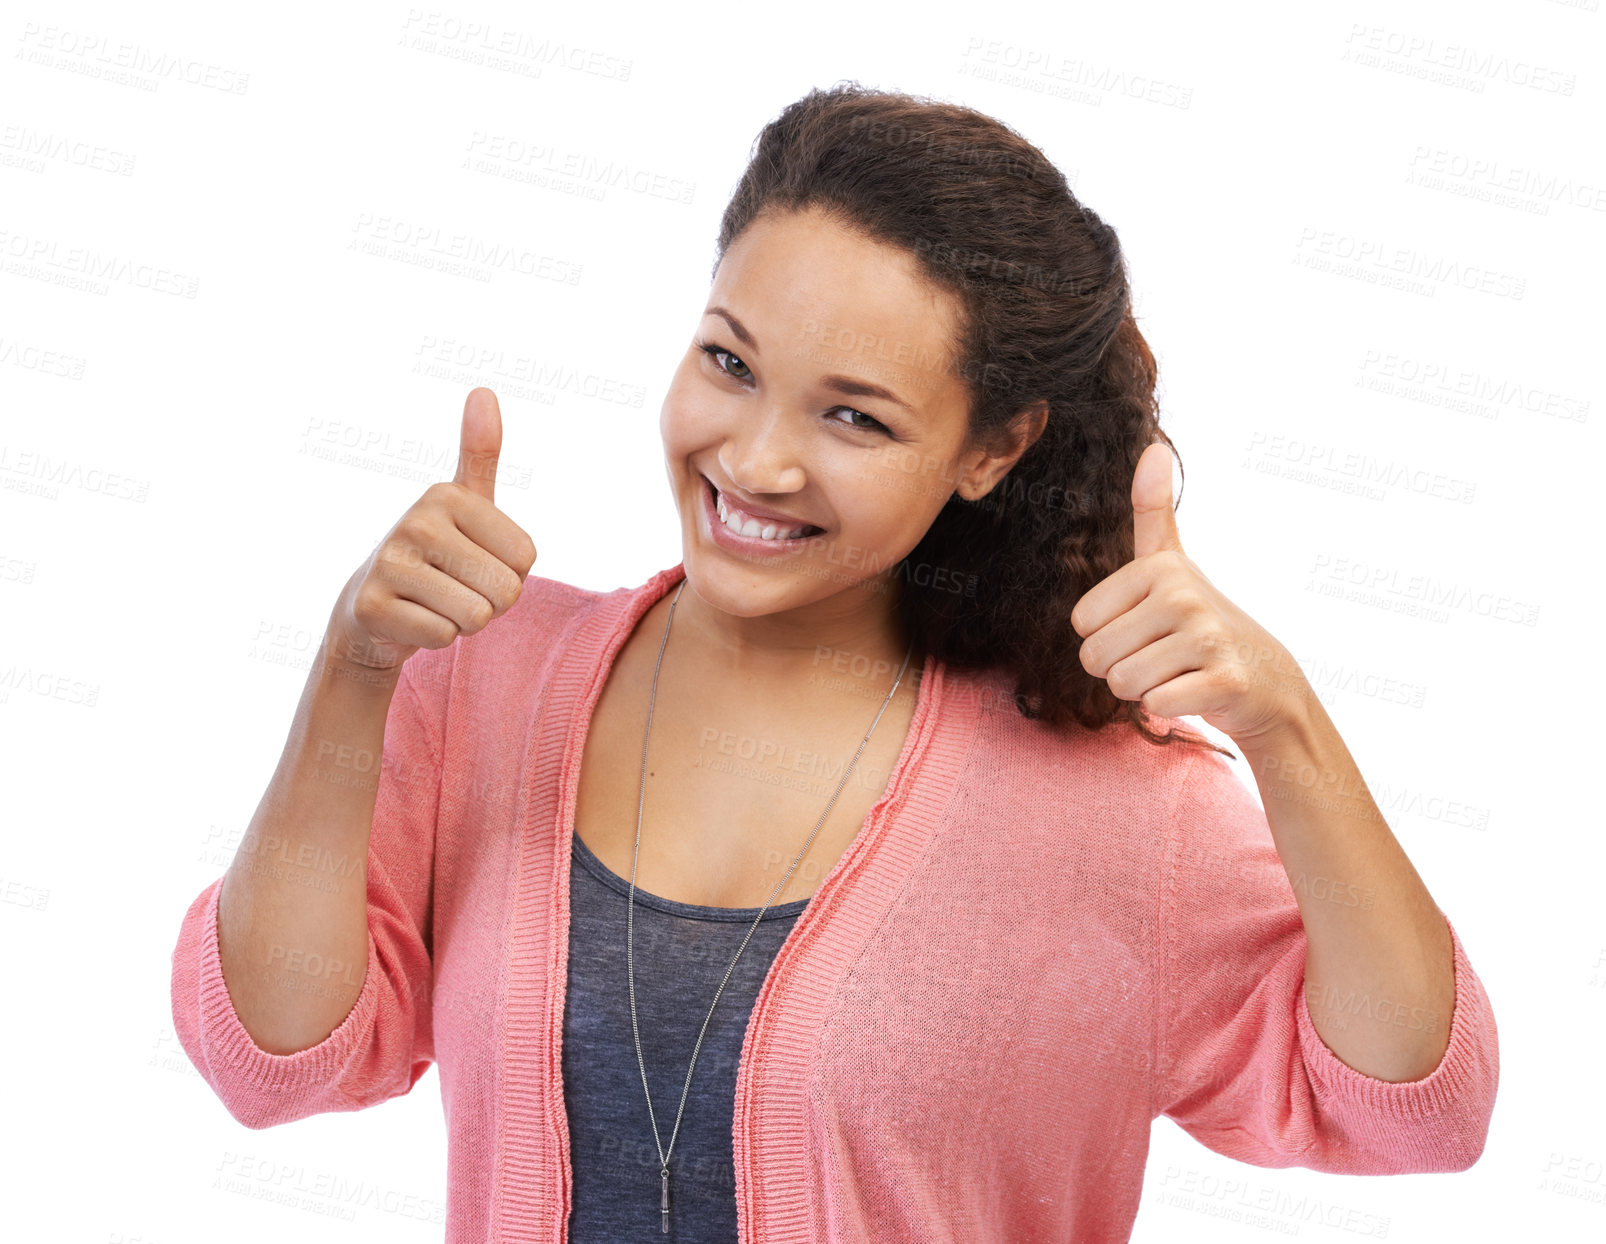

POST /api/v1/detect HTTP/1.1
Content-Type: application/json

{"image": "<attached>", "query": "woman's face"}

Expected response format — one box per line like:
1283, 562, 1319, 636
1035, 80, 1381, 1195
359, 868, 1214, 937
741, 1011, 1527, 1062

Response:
660, 206, 996, 624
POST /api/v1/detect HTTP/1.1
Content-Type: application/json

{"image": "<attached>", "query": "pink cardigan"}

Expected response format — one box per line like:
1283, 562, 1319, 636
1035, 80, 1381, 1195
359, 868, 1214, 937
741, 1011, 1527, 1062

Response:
170, 560, 1499, 1242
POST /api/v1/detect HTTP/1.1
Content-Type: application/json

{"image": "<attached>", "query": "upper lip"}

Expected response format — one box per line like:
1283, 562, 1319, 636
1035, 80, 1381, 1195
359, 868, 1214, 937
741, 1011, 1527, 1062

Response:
703, 474, 820, 529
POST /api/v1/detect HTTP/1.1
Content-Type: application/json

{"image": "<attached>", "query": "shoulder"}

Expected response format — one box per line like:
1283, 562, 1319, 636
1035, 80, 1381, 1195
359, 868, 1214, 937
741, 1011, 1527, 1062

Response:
454, 562, 680, 680
498, 565, 648, 643
401, 564, 674, 734
947, 661, 1215, 835
513, 568, 614, 614
953, 663, 1202, 789
924, 664, 1234, 899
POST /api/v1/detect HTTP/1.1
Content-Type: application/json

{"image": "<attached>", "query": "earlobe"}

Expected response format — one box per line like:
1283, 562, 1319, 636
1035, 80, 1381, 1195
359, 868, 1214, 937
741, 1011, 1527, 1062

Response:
955, 473, 996, 503
952, 462, 987, 503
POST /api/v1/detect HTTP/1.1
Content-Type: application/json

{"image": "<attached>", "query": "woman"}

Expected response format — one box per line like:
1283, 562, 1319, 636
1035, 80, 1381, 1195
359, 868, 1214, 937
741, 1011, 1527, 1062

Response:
171, 83, 1499, 1242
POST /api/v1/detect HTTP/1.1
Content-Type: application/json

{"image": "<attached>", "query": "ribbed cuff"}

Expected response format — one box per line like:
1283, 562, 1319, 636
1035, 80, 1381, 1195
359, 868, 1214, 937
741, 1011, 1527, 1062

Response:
197, 877, 380, 1093
1294, 911, 1482, 1121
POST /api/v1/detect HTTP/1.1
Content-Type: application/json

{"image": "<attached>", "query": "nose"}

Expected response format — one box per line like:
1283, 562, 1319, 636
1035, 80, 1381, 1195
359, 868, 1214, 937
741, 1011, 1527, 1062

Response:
717, 408, 807, 497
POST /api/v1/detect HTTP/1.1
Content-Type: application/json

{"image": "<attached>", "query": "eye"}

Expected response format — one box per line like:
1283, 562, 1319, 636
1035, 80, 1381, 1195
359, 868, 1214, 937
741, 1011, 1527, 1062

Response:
701, 342, 753, 382
826, 407, 889, 434
697, 341, 894, 437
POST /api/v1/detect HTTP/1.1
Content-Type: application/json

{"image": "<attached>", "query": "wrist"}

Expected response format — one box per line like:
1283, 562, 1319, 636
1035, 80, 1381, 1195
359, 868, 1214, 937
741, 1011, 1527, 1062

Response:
317, 637, 406, 695
1233, 693, 1319, 770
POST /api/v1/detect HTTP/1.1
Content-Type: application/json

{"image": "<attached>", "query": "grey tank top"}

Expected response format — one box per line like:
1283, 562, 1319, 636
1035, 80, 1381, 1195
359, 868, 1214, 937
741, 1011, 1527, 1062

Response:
563, 826, 809, 1241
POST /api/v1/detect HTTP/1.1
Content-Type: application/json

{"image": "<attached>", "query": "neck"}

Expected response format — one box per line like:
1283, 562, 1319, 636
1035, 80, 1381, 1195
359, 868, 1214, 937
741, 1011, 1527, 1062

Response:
668, 569, 917, 685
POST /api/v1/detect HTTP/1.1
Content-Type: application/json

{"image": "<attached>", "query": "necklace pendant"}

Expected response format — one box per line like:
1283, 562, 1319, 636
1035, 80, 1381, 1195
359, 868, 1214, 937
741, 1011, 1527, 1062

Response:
661, 1166, 671, 1233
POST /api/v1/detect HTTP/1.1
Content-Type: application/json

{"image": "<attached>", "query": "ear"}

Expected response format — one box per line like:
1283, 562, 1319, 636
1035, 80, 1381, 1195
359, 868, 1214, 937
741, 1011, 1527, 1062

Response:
955, 400, 1050, 501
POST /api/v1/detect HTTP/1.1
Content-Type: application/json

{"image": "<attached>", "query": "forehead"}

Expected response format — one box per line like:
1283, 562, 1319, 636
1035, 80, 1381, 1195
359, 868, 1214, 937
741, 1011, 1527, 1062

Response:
711, 207, 966, 404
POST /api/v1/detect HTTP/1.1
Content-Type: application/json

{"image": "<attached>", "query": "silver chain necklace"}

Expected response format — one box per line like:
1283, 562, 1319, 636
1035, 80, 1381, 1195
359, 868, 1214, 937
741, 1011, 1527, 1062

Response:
627, 577, 915, 1233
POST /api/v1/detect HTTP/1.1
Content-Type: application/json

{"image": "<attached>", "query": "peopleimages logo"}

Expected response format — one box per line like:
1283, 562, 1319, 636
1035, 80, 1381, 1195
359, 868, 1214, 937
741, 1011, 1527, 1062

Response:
16, 23, 249, 93
0, 227, 199, 298
348, 212, 582, 286
1292, 227, 1526, 301
1341, 23, 1576, 95
0, 125, 137, 176
399, 10, 632, 81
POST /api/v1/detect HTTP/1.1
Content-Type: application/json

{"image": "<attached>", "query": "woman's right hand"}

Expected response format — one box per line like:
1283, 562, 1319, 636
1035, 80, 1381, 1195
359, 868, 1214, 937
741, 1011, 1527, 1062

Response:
325, 387, 538, 675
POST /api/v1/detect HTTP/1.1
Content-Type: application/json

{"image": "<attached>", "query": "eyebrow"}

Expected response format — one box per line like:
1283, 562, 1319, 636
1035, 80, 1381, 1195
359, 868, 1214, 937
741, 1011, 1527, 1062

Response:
704, 304, 917, 414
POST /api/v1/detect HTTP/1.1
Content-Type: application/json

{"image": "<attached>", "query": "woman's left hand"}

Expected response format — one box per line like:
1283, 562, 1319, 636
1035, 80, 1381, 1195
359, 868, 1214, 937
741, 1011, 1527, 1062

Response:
1069, 442, 1309, 747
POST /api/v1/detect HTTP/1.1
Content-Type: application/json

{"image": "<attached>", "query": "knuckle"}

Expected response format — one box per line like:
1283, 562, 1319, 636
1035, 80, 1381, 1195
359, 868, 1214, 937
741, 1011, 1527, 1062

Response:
377, 541, 417, 576
395, 513, 431, 546
351, 580, 381, 619
429, 618, 460, 648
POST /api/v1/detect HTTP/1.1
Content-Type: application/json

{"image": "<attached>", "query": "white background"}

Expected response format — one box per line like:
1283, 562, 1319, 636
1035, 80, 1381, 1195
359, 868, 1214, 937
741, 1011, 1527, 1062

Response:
2, 0, 1602, 1240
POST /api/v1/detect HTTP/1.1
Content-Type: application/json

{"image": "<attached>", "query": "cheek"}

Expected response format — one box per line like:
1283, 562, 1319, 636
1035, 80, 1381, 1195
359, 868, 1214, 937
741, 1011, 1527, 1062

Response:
660, 371, 722, 449
842, 461, 948, 546
835, 474, 910, 539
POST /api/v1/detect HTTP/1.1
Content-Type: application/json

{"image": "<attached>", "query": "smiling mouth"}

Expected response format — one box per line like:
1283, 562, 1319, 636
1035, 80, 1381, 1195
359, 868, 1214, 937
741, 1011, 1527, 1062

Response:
701, 474, 825, 541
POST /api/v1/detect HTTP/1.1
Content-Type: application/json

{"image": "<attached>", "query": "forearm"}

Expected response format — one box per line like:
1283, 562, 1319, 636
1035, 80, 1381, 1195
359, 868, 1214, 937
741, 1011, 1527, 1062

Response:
1235, 690, 1456, 1083
218, 636, 404, 1055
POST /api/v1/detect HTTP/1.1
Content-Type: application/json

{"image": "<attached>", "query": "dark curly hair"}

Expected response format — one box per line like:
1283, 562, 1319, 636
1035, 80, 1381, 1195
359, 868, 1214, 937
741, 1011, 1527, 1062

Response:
714, 82, 1231, 757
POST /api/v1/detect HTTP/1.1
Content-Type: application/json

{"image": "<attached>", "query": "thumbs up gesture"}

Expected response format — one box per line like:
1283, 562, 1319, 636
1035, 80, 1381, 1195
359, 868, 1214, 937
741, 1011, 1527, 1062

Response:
324, 388, 539, 676
1068, 442, 1307, 746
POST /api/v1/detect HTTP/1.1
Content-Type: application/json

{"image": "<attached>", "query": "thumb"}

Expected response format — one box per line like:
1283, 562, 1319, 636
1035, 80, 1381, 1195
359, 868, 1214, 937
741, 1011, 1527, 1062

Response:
453, 387, 503, 503
1131, 441, 1184, 560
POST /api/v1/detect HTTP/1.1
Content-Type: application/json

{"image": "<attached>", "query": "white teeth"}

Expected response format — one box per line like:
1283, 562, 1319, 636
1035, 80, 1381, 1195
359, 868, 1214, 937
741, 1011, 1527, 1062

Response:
714, 486, 814, 541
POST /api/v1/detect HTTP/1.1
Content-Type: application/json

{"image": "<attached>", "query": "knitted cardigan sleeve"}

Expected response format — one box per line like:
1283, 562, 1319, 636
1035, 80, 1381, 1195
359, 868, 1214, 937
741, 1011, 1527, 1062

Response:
1154, 744, 1499, 1173
168, 647, 450, 1129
